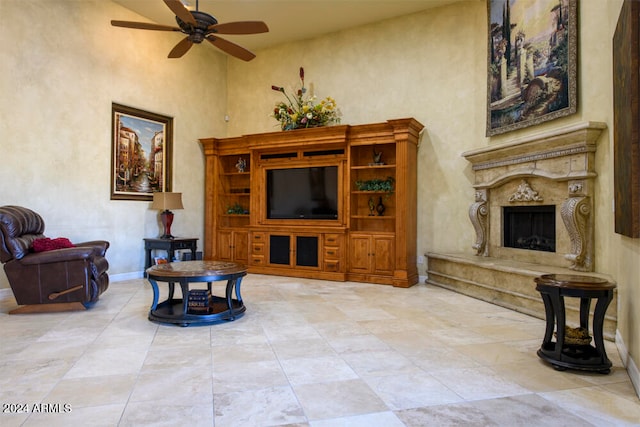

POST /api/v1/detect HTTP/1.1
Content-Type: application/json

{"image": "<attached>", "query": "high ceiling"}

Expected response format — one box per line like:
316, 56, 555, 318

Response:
112, 0, 470, 51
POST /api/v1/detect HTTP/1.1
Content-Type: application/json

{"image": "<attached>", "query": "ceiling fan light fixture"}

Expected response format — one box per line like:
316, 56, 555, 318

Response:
111, 0, 267, 61
176, 11, 218, 33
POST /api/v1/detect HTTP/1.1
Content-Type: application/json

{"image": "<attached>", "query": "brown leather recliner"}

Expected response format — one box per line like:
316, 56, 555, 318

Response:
0, 206, 109, 313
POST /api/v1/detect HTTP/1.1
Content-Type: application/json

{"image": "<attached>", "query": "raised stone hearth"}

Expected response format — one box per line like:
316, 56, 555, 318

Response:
426, 252, 617, 339
427, 122, 617, 338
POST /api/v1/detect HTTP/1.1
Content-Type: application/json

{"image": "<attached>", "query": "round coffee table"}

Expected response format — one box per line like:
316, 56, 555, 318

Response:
146, 260, 247, 326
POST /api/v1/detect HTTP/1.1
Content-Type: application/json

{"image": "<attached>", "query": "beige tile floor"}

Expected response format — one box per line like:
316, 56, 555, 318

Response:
1, 274, 639, 426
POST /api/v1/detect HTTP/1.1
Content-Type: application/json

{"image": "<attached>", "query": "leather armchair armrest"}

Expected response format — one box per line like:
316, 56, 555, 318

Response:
74, 240, 110, 257
19, 246, 96, 265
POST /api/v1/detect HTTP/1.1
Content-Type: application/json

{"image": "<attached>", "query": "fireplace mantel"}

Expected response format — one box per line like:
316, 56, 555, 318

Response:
463, 121, 606, 188
462, 121, 607, 272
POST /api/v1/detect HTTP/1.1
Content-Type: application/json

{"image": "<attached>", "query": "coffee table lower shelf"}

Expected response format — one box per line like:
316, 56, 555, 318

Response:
149, 296, 245, 326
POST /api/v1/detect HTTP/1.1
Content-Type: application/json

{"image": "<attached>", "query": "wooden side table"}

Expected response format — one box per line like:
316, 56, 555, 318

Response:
144, 237, 198, 270
535, 274, 616, 374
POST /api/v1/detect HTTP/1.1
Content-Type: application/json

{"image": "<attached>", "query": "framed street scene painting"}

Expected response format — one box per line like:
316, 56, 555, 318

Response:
487, 0, 577, 136
111, 103, 173, 201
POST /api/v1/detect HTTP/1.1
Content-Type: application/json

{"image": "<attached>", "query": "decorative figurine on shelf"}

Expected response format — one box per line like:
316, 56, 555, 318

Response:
368, 197, 376, 216
235, 157, 246, 173
370, 148, 384, 165
376, 197, 385, 216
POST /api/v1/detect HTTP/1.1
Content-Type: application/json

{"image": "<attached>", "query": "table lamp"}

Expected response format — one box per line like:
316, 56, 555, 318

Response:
151, 192, 183, 239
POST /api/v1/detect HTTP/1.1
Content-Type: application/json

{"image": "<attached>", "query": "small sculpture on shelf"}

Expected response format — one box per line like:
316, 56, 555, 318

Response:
369, 148, 384, 166
235, 157, 247, 173
376, 197, 385, 216
368, 197, 376, 216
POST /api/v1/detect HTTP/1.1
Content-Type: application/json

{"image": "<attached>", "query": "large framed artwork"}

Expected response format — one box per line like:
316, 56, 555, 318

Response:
613, 0, 640, 238
487, 0, 577, 136
110, 103, 173, 201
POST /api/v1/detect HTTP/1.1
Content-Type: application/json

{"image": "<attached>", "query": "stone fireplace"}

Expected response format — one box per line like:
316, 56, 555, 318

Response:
466, 121, 606, 271
426, 122, 617, 338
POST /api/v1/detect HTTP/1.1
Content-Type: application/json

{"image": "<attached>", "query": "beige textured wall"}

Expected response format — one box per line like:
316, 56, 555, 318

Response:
224, 1, 640, 387
0, 0, 638, 387
226, 2, 488, 264
0, 0, 228, 282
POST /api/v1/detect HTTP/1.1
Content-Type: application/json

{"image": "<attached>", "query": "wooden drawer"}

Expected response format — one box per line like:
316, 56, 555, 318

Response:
324, 260, 340, 272
252, 232, 266, 242
323, 233, 342, 265
324, 234, 341, 245
324, 246, 340, 260
251, 243, 265, 255
251, 256, 264, 266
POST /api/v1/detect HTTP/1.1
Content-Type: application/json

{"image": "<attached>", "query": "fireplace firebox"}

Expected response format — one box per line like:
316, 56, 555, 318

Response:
503, 206, 556, 252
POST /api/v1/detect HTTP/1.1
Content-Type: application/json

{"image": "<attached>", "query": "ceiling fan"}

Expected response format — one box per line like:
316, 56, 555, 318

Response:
111, 0, 268, 61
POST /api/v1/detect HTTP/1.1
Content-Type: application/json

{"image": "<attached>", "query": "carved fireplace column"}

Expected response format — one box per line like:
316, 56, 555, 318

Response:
561, 180, 593, 271
469, 189, 489, 256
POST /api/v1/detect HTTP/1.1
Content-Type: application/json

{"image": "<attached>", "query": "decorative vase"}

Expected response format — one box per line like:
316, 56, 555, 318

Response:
376, 197, 385, 216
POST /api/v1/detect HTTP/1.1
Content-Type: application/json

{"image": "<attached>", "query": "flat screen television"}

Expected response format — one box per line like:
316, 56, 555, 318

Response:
266, 166, 338, 220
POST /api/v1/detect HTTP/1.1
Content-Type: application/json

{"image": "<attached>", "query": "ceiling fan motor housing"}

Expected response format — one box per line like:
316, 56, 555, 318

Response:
176, 11, 218, 43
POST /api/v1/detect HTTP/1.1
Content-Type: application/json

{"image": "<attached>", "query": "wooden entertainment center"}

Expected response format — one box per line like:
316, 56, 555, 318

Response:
199, 118, 423, 287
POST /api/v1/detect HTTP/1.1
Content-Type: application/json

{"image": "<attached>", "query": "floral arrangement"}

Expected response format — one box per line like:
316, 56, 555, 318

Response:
271, 67, 341, 131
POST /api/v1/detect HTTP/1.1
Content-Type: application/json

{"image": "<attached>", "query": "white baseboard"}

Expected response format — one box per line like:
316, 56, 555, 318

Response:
616, 329, 640, 398
110, 271, 144, 282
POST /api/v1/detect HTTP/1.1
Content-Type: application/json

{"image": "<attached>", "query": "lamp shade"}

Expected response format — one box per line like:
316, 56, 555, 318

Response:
151, 192, 183, 211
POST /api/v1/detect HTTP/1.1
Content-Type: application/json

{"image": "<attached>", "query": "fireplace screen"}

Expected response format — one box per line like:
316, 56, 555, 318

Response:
503, 206, 556, 252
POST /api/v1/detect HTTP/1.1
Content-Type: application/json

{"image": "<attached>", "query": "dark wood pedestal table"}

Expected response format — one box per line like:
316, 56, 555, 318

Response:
535, 274, 616, 374
146, 260, 247, 327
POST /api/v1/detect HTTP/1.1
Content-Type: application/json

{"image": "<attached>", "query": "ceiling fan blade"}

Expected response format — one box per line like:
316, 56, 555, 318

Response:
163, 0, 196, 26
206, 36, 256, 61
208, 21, 269, 35
168, 37, 194, 58
111, 20, 181, 31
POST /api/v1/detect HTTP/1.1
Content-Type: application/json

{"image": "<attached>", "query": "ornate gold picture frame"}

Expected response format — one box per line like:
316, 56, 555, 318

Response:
487, 0, 577, 136
110, 103, 173, 201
